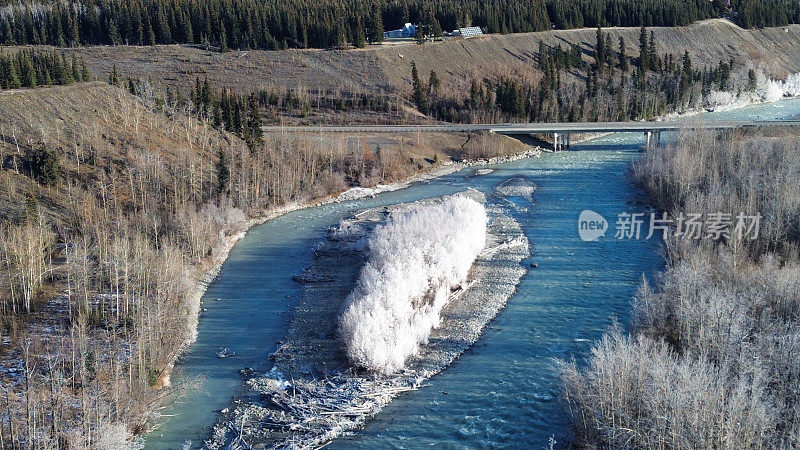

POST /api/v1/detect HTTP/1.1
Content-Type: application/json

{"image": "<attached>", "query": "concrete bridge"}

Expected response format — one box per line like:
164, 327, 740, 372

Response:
262, 120, 800, 151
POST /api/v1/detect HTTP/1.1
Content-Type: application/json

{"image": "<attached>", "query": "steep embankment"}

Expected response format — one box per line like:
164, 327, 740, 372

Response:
44, 19, 800, 96
376, 19, 800, 91
0, 81, 223, 228
0, 81, 533, 446
0, 81, 245, 447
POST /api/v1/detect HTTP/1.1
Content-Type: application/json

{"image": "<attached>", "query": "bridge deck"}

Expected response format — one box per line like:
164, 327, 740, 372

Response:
262, 120, 800, 134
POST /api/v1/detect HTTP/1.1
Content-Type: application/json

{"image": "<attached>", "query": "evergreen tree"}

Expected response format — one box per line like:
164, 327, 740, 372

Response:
647, 31, 657, 71
215, 148, 229, 197
469, 79, 482, 108
68, 13, 79, 46
410, 61, 429, 113
180, 12, 194, 43
638, 26, 649, 72
586, 65, 597, 96
679, 50, 693, 101
428, 70, 441, 98
107, 18, 122, 44
219, 21, 229, 52
429, 12, 443, 38
594, 27, 606, 71
353, 18, 366, 48
538, 41, 547, 70
71, 55, 81, 82
334, 21, 347, 48
154, 5, 172, 43
143, 15, 156, 46
56, 54, 71, 85
245, 93, 263, 150
30, 145, 60, 186
81, 60, 91, 81
1, 17, 14, 45
718, 60, 731, 90
368, 2, 384, 44
20, 53, 36, 87
108, 64, 120, 86
6, 55, 21, 88
618, 36, 628, 72
681, 50, 693, 83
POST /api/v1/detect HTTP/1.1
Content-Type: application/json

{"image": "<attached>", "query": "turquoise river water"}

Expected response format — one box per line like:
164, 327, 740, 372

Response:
146, 98, 800, 449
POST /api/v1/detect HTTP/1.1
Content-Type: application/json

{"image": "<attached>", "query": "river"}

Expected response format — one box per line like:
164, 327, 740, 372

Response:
146, 98, 800, 449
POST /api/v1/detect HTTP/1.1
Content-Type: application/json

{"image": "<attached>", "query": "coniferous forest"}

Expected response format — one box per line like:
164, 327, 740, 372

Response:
0, 50, 91, 89
0, 0, 797, 50
406, 27, 741, 124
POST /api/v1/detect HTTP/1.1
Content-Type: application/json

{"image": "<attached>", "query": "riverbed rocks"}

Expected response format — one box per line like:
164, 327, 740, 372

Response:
205, 192, 530, 449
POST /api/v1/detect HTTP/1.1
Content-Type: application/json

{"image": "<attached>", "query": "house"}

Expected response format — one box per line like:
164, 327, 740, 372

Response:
384, 23, 417, 39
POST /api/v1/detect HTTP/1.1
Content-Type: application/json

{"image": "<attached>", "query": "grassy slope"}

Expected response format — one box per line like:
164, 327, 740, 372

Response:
0, 82, 528, 313
0, 81, 529, 317
34, 19, 800, 98
0, 82, 222, 225
378, 19, 800, 91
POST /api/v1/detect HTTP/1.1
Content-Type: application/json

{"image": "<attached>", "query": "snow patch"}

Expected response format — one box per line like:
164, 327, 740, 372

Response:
247, 367, 291, 394
336, 184, 406, 201
338, 194, 487, 374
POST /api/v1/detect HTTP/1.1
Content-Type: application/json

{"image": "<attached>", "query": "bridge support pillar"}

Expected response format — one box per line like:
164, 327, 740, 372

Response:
567, 133, 571, 149
553, 132, 560, 152
644, 130, 662, 150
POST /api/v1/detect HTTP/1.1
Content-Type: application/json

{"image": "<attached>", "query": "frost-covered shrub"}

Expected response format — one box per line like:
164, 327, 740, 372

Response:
93, 422, 143, 450
563, 132, 800, 448
559, 329, 779, 448
783, 73, 800, 97
338, 194, 487, 374
704, 90, 738, 109
705, 70, 800, 110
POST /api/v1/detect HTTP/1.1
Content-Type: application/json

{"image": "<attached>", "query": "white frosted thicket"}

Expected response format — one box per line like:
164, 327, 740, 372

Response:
338, 195, 488, 374
782, 73, 800, 97
706, 71, 800, 109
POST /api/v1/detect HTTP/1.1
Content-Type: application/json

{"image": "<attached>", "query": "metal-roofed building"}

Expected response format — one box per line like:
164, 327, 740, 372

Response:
457, 27, 483, 38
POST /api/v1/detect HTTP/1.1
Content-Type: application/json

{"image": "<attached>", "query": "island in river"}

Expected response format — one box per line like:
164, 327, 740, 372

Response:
205, 189, 531, 448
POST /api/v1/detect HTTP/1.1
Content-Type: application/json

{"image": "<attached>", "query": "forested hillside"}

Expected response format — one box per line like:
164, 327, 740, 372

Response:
0, 0, 796, 50
38, 20, 799, 127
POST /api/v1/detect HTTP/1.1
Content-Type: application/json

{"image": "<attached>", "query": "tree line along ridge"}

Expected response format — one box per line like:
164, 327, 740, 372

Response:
0, 0, 797, 50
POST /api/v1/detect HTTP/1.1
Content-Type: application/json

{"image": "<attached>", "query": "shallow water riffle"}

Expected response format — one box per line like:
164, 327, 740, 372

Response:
146, 97, 800, 449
